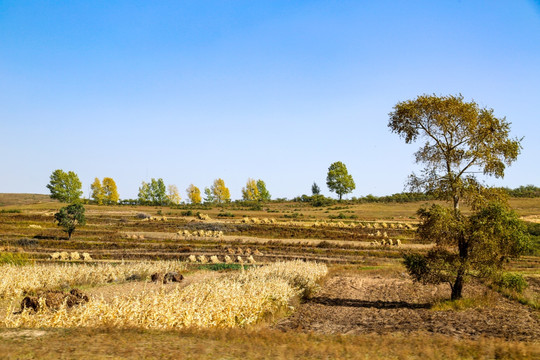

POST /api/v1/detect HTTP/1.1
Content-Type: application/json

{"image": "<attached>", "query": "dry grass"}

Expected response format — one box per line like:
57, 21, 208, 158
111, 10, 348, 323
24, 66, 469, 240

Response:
2, 261, 327, 329
0, 327, 537, 359
0, 261, 186, 299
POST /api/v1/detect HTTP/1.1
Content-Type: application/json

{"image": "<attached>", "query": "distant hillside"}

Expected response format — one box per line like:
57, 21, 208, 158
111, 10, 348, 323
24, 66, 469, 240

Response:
0, 193, 56, 207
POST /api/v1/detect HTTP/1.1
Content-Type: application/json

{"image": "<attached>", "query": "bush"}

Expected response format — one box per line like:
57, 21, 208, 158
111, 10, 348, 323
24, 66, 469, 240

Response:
497, 273, 528, 293
217, 212, 234, 218
181, 210, 193, 216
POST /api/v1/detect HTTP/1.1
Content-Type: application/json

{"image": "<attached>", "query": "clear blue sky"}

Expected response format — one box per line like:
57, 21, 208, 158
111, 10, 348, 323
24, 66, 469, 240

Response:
1, 0, 539, 200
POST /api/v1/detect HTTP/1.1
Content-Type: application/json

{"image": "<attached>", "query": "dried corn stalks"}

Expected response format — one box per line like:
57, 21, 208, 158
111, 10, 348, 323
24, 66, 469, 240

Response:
3, 261, 327, 329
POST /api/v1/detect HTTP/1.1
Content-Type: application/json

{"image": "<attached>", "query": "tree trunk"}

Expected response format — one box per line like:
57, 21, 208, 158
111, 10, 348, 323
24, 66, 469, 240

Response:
451, 270, 464, 300
453, 195, 460, 211
68, 230, 73, 240
339, 193, 342, 201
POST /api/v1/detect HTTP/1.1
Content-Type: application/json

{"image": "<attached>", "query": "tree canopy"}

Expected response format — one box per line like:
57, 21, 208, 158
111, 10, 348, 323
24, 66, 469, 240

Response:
242, 179, 271, 201
167, 184, 181, 205
102, 177, 119, 204
211, 178, 230, 203
54, 203, 86, 240
257, 180, 271, 201
326, 161, 355, 200
388, 94, 522, 210
46, 169, 83, 203
90, 178, 104, 205
138, 178, 167, 205
311, 182, 321, 195
405, 202, 530, 300
242, 178, 259, 201
186, 184, 202, 204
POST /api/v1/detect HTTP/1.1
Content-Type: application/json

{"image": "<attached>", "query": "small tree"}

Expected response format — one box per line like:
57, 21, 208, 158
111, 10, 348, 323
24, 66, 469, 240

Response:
150, 178, 167, 206
102, 177, 119, 205
405, 202, 530, 300
242, 178, 259, 201
311, 182, 321, 195
90, 178, 104, 205
138, 181, 151, 205
203, 187, 215, 203
326, 162, 355, 200
212, 178, 231, 203
257, 180, 271, 201
167, 184, 181, 205
138, 178, 167, 205
186, 184, 202, 204
47, 169, 83, 203
54, 203, 86, 240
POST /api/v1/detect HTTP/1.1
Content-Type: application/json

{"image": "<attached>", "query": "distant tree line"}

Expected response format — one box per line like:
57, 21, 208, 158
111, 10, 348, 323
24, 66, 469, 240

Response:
45, 169, 539, 208
503, 185, 540, 198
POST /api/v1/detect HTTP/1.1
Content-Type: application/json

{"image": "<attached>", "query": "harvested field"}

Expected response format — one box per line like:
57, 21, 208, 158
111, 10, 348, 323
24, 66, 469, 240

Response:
0, 196, 539, 358
277, 272, 540, 341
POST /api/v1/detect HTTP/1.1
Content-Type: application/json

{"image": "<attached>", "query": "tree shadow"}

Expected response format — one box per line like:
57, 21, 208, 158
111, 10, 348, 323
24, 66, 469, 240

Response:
308, 297, 431, 309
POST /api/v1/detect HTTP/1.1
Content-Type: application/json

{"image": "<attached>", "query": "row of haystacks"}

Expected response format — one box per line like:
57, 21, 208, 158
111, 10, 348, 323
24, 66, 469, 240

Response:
49, 252, 92, 261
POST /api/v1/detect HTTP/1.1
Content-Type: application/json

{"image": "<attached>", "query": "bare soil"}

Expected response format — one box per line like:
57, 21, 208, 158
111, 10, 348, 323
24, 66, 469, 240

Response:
276, 272, 540, 341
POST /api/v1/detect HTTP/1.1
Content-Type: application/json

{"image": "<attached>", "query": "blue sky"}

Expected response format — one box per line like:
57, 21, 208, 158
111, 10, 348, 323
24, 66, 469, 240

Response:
1, 0, 539, 200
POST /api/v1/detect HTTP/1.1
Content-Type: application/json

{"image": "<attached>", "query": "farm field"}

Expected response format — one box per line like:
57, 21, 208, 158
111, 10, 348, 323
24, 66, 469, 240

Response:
0, 194, 539, 359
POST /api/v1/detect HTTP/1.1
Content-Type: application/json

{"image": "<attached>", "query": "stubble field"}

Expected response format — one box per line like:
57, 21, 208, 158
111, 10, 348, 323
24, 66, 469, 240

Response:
0, 194, 538, 359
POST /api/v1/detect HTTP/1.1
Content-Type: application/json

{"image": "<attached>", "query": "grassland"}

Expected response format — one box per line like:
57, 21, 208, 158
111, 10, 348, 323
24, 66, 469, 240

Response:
0, 194, 538, 359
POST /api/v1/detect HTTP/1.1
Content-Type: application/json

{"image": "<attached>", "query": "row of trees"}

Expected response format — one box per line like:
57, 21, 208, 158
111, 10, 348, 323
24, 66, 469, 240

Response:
91, 178, 119, 205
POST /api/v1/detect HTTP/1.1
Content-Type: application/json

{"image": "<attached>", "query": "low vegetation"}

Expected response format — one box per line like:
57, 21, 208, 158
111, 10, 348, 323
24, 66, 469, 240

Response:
3, 261, 327, 330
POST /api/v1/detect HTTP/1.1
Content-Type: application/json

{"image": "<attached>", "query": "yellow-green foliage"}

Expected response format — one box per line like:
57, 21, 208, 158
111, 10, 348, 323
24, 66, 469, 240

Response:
3, 261, 327, 329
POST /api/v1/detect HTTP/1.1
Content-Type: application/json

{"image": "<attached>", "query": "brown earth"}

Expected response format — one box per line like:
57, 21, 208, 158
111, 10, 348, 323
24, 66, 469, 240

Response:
276, 272, 540, 341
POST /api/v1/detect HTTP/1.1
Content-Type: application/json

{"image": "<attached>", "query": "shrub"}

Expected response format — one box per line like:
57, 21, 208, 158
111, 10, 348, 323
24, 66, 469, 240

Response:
497, 273, 528, 293
218, 212, 234, 218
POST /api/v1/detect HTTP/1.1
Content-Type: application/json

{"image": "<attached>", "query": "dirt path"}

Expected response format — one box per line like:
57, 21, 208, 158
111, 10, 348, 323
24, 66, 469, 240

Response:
276, 273, 540, 341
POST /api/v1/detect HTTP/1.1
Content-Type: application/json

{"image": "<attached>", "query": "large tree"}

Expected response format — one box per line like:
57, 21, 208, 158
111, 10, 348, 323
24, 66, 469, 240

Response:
326, 161, 355, 200
388, 94, 521, 210
54, 203, 86, 240
390, 94, 526, 300
46, 169, 83, 203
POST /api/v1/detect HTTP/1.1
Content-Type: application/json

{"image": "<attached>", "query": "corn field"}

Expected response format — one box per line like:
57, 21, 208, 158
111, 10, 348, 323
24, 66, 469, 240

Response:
0, 261, 186, 299
2, 260, 327, 329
